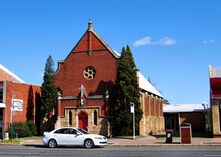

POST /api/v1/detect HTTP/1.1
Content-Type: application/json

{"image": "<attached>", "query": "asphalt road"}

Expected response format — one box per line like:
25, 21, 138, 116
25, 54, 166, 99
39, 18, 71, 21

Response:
0, 145, 221, 157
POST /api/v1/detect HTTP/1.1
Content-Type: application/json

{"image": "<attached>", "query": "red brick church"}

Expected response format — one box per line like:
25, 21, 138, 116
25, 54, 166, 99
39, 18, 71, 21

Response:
54, 20, 164, 136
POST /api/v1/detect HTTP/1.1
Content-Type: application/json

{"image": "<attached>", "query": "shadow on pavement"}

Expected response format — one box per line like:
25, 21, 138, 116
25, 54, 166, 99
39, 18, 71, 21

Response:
23, 144, 105, 149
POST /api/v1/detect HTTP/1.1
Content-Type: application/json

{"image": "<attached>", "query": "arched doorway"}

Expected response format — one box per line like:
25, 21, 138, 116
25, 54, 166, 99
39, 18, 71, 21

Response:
78, 111, 88, 130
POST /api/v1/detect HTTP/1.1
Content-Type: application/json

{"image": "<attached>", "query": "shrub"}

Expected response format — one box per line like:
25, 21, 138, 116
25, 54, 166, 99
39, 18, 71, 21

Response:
26, 121, 37, 136
8, 121, 38, 138
12, 122, 31, 138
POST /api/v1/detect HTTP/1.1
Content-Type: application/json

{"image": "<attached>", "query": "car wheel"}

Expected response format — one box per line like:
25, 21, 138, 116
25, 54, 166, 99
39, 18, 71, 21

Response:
84, 139, 94, 149
48, 139, 57, 148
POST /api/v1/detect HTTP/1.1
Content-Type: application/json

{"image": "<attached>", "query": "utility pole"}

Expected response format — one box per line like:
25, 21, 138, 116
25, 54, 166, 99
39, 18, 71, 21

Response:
130, 102, 135, 140
9, 92, 15, 139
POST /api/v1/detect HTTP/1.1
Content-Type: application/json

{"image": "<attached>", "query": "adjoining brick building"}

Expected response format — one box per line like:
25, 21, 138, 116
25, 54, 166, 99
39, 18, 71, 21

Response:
209, 65, 221, 136
163, 104, 206, 135
54, 20, 164, 136
0, 64, 40, 139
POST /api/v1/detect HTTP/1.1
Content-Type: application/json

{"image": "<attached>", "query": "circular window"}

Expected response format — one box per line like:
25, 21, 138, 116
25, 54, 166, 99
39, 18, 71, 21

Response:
83, 66, 96, 80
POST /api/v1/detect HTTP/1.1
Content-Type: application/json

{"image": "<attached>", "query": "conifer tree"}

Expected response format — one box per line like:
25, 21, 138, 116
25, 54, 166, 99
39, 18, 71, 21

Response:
41, 55, 57, 131
113, 46, 143, 136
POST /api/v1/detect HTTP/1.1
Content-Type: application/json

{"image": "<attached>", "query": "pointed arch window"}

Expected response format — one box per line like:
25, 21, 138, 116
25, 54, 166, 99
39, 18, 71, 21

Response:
69, 111, 72, 126
94, 110, 97, 126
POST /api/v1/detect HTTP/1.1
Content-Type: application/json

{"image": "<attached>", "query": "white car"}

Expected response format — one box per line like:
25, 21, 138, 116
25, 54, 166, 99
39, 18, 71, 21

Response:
42, 127, 107, 148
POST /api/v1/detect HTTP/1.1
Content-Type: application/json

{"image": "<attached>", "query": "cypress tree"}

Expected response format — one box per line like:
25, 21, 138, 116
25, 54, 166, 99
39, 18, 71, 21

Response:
26, 86, 34, 121
113, 45, 143, 136
41, 55, 57, 131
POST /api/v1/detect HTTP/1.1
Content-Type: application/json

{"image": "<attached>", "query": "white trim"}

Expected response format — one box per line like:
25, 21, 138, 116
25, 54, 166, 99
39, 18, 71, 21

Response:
0, 103, 5, 108
89, 28, 121, 59
0, 64, 25, 83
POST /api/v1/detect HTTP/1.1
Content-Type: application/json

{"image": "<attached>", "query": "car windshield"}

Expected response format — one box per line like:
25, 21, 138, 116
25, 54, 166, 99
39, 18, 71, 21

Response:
77, 128, 89, 134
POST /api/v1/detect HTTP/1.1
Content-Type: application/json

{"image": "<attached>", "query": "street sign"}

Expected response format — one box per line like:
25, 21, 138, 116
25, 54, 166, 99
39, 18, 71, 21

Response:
130, 102, 135, 139
131, 105, 134, 113
130, 102, 134, 113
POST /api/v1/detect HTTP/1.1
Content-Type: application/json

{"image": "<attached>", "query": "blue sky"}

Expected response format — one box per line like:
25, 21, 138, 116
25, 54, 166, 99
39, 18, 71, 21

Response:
1, 0, 221, 104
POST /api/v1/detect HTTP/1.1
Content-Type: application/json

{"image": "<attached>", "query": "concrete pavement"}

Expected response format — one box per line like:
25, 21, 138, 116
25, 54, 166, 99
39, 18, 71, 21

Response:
20, 136, 221, 146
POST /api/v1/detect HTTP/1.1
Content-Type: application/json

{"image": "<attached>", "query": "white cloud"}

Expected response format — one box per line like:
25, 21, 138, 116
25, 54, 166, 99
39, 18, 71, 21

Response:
203, 40, 215, 44
133, 36, 154, 47
133, 36, 176, 47
158, 36, 176, 45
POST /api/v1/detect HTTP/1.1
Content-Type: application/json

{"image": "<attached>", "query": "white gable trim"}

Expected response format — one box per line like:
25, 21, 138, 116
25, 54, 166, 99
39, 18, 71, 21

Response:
0, 64, 25, 83
137, 71, 163, 97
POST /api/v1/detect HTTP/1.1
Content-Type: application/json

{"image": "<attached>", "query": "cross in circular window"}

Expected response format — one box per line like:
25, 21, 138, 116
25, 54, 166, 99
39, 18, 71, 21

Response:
83, 66, 96, 80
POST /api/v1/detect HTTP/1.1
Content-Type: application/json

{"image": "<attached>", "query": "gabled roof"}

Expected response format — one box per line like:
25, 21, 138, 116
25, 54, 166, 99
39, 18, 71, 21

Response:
64, 20, 120, 61
55, 20, 120, 74
137, 71, 163, 97
163, 104, 205, 113
88, 26, 120, 59
0, 64, 25, 83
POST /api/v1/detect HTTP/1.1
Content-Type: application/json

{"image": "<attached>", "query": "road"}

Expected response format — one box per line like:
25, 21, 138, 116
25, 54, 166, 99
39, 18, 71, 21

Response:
0, 145, 221, 157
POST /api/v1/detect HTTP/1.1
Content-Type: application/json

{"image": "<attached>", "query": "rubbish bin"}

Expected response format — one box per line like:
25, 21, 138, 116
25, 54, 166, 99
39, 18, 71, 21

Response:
180, 123, 192, 144
165, 130, 173, 143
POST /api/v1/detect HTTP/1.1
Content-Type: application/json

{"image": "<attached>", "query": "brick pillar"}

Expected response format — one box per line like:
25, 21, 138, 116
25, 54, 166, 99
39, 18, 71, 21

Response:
140, 93, 146, 136
212, 99, 221, 135
55, 94, 62, 129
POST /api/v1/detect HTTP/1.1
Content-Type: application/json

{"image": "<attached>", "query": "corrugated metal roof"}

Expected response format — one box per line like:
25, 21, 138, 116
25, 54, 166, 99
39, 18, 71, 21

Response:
163, 104, 205, 113
137, 71, 163, 97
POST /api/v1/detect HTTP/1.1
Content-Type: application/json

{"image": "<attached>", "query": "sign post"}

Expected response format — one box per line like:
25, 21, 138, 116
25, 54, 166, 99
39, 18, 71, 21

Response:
130, 102, 135, 140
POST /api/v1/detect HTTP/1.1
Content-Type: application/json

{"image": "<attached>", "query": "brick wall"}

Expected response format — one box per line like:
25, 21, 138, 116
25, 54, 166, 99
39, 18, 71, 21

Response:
55, 32, 118, 97
4, 81, 40, 130
180, 112, 205, 133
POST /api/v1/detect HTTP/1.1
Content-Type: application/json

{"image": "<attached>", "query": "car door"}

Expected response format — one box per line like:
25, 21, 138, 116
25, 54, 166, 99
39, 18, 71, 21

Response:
53, 128, 70, 145
65, 128, 84, 145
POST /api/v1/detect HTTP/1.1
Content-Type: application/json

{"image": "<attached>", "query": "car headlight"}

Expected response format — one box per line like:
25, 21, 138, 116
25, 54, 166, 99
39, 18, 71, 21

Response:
95, 137, 103, 140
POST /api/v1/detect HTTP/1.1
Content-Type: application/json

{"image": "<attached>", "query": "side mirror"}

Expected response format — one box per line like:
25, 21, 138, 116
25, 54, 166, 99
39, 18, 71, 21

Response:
76, 131, 81, 135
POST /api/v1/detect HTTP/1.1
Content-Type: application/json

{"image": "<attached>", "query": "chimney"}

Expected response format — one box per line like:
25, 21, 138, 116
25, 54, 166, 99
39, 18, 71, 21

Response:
88, 19, 92, 31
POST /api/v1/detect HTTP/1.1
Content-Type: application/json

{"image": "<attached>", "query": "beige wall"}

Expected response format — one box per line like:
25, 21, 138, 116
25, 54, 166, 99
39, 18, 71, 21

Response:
55, 107, 108, 136
211, 99, 221, 136
140, 92, 164, 136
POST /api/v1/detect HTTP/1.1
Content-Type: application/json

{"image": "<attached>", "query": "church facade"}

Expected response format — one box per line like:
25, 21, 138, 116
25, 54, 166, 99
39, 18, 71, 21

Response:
54, 20, 164, 136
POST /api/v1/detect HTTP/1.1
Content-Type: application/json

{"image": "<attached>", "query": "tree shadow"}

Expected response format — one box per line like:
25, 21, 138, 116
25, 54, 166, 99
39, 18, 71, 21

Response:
89, 80, 115, 96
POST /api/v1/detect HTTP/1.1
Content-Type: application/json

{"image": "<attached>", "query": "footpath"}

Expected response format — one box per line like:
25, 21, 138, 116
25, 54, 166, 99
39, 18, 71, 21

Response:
20, 136, 221, 147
